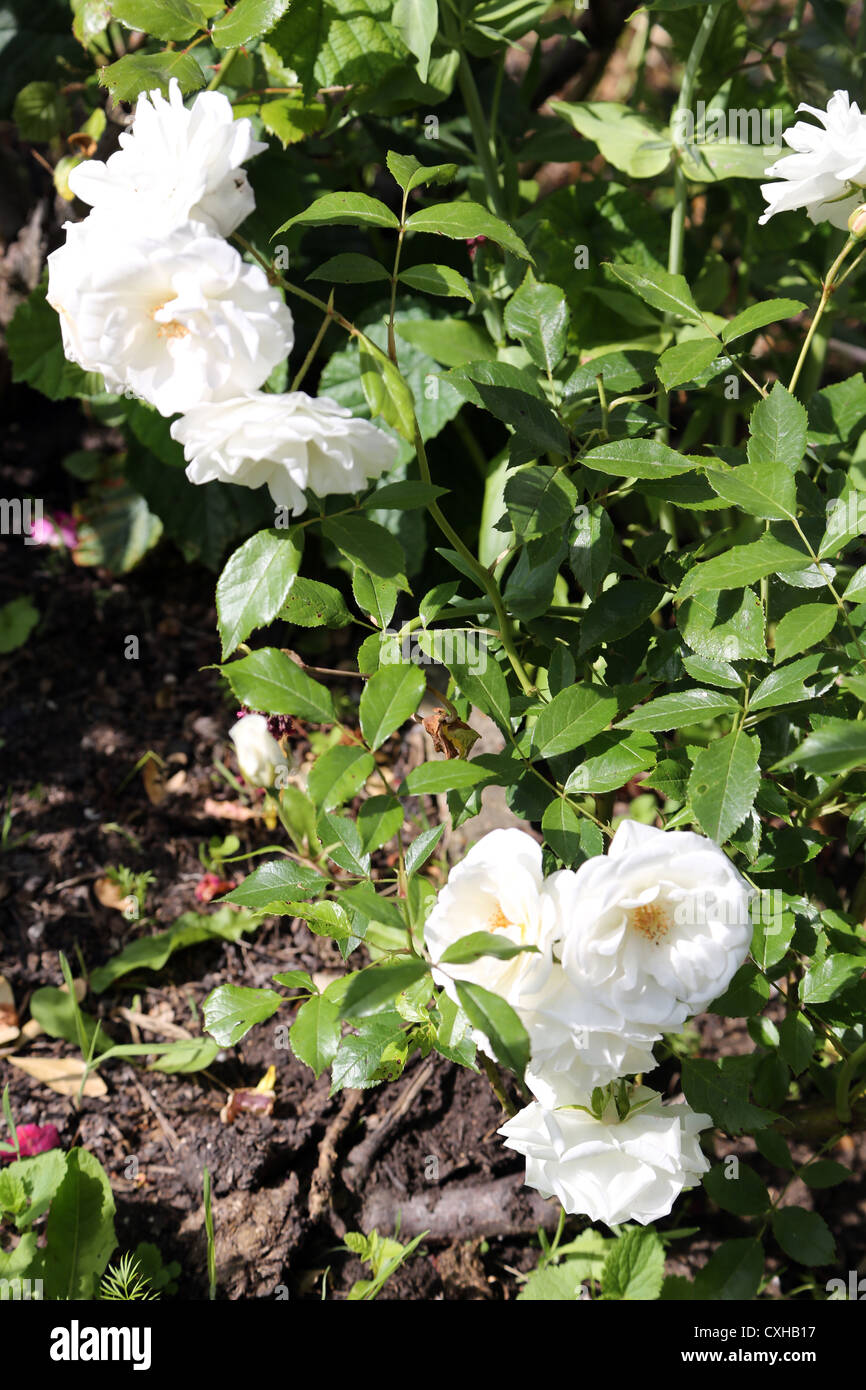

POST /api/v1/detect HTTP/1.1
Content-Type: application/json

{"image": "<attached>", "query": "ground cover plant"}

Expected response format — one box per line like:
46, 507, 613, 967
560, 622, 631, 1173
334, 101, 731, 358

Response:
1, 0, 866, 1305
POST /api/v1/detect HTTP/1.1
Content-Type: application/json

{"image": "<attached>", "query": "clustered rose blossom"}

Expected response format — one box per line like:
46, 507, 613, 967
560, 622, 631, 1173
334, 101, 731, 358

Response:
424, 821, 754, 1227
761, 90, 866, 228
48, 79, 396, 510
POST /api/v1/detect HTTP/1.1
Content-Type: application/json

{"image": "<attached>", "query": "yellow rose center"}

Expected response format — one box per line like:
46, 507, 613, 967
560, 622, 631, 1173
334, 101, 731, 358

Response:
629, 901, 671, 944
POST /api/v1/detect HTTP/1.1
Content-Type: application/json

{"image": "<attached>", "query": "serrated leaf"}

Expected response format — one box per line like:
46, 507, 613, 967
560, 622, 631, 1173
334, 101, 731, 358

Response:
722, 299, 806, 344
606, 262, 703, 323
308, 744, 375, 809
772, 1208, 835, 1267
221, 859, 327, 910
600, 1227, 665, 1299
111, 0, 209, 41
656, 336, 720, 389
688, 731, 760, 843
211, 0, 290, 47
98, 50, 205, 100
222, 647, 336, 723
532, 684, 617, 757
504, 268, 569, 374
275, 191, 399, 235
621, 688, 739, 731
405, 201, 531, 260
359, 663, 426, 750
203, 984, 283, 1046
339, 962, 430, 1019
677, 533, 809, 599
216, 528, 303, 657
280, 576, 352, 628
581, 438, 697, 480
398, 263, 473, 301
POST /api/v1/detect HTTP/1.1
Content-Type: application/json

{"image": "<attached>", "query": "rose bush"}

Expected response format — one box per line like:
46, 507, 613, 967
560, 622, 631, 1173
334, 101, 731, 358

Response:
6, 0, 866, 1306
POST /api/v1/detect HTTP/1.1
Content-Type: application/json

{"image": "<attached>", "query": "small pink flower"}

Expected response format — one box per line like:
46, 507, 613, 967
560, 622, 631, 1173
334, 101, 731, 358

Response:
28, 511, 78, 549
195, 873, 234, 903
0, 1122, 61, 1162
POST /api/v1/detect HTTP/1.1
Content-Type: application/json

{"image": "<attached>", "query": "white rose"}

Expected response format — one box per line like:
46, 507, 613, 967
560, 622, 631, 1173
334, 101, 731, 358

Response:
68, 79, 267, 238
558, 820, 752, 1031
47, 220, 293, 416
424, 829, 560, 1010
499, 1087, 711, 1227
229, 714, 287, 788
171, 391, 399, 514
760, 90, 866, 228
519, 965, 661, 1107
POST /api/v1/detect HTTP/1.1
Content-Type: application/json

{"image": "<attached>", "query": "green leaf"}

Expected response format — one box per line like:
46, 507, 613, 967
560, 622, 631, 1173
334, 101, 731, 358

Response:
222, 646, 336, 723
750, 653, 832, 710
655, 335, 720, 389
579, 580, 666, 653
772, 603, 836, 663
318, 811, 371, 875
772, 1208, 835, 1267
710, 963, 771, 1018
42, 1150, 116, 1300
747, 382, 807, 471
550, 100, 671, 178
13, 81, 65, 140
439, 933, 538, 966
455, 981, 530, 1081
606, 262, 704, 323
339, 962, 431, 1019
280, 576, 352, 628
269, 0, 407, 98
504, 464, 576, 539
404, 823, 445, 876
682, 1056, 776, 1134
504, 268, 569, 374
0, 597, 39, 654
541, 799, 600, 866
307, 745, 375, 810
111, 0, 208, 40
621, 688, 739, 731
680, 139, 781, 182
405, 201, 532, 261
800, 953, 865, 1005
352, 569, 398, 630
778, 1012, 815, 1075
802, 1159, 851, 1189
693, 1239, 763, 1300
260, 95, 327, 145
357, 795, 404, 853
773, 719, 866, 776
221, 858, 327, 910
308, 252, 389, 283
216, 528, 304, 658
7, 1150, 68, 1233
532, 684, 617, 757
398, 263, 473, 301
677, 533, 809, 599
394, 317, 494, 368
203, 984, 283, 1046
392, 0, 436, 81
359, 662, 426, 750
688, 731, 759, 844
704, 459, 796, 520
565, 729, 657, 794
275, 191, 400, 235
402, 760, 492, 794
329, 1017, 407, 1092
600, 1227, 665, 1299
211, 0, 290, 47
89, 906, 258, 992
704, 1162, 771, 1216
386, 153, 458, 194
7, 284, 102, 401
290, 995, 340, 1076
363, 480, 447, 510
322, 514, 408, 586
148, 1037, 221, 1073
722, 299, 806, 345
581, 438, 697, 480
679, 587, 767, 662
98, 50, 205, 99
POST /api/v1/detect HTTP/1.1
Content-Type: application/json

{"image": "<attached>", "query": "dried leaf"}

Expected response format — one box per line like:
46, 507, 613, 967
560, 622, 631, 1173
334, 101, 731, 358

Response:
142, 758, 167, 804
422, 708, 481, 760
202, 797, 257, 822
0, 974, 18, 1045
6, 1054, 108, 1098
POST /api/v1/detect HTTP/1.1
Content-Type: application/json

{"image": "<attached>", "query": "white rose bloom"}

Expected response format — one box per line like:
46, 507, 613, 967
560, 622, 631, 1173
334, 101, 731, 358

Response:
171, 391, 399, 514
68, 79, 267, 238
499, 1087, 711, 1227
229, 715, 287, 788
424, 829, 561, 1010
558, 820, 752, 1031
47, 220, 293, 416
760, 90, 866, 228
519, 965, 661, 1107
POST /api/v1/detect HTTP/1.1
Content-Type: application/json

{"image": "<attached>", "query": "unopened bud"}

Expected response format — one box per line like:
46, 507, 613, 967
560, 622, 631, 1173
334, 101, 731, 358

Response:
848, 202, 866, 238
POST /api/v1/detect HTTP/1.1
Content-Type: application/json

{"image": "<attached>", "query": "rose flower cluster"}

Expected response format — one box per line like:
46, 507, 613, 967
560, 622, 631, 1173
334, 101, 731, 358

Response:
47, 79, 397, 514
425, 823, 753, 1226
